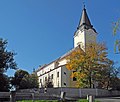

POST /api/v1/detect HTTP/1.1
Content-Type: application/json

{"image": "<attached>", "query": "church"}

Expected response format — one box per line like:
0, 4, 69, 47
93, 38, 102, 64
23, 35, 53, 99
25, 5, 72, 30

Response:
36, 6, 97, 88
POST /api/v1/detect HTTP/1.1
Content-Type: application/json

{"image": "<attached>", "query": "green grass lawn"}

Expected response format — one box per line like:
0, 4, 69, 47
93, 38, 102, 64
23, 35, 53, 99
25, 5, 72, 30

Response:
77, 99, 100, 102
17, 100, 58, 102
17, 99, 100, 102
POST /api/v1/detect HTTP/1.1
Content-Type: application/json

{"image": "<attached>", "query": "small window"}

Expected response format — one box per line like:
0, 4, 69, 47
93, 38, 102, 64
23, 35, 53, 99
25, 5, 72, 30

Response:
64, 72, 66, 75
45, 77, 47, 81
51, 74, 53, 79
57, 72, 59, 77
64, 83, 66, 86
40, 79, 42, 83
73, 71, 77, 81
73, 77, 77, 81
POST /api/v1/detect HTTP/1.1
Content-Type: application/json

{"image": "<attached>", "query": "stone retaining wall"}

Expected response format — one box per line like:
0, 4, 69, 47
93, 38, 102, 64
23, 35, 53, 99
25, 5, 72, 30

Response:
18, 88, 120, 98
0, 88, 120, 101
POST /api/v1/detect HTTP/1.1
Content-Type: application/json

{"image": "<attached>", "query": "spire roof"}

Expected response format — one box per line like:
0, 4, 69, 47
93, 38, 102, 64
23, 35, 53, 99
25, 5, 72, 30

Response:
77, 6, 93, 29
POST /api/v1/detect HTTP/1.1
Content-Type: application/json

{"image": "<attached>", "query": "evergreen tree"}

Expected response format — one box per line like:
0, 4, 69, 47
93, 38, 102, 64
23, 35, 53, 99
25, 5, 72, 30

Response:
0, 38, 17, 91
11, 69, 39, 89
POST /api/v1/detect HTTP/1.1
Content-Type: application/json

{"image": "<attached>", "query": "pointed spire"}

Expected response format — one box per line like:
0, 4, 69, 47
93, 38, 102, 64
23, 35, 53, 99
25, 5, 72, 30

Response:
77, 6, 93, 29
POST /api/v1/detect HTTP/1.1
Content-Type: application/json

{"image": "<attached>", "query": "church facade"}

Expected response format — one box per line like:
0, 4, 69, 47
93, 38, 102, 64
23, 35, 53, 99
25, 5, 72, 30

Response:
36, 6, 97, 88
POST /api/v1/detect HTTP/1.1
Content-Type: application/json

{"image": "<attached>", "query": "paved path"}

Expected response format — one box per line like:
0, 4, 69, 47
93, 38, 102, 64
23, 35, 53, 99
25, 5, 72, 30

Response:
96, 97, 120, 102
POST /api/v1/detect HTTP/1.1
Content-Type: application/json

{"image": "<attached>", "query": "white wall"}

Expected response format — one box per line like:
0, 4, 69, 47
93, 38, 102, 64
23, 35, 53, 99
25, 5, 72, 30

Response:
37, 61, 63, 88
74, 29, 85, 48
37, 62, 55, 77
74, 28, 97, 50
37, 62, 55, 87
37, 57, 73, 88
49, 67, 62, 87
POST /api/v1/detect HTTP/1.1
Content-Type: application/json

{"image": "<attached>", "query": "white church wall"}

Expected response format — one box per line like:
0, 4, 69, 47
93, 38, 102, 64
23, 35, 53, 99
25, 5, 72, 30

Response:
37, 62, 55, 87
37, 61, 63, 88
38, 54, 87, 87
74, 30, 85, 48
37, 62, 55, 76
50, 67, 62, 87
45, 62, 55, 72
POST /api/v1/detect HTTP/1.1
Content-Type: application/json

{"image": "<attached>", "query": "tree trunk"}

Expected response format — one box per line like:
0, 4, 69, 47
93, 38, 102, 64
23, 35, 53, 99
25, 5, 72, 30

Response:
89, 75, 92, 88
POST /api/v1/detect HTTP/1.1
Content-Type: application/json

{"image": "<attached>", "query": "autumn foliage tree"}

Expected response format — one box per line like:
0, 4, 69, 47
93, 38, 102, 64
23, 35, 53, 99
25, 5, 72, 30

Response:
66, 42, 113, 88
113, 19, 120, 53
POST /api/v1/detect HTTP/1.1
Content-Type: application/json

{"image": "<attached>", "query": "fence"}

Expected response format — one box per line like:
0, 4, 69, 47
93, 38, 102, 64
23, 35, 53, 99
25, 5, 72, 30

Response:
0, 91, 59, 102
0, 92, 10, 102
0, 88, 120, 101
18, 88, 120, 98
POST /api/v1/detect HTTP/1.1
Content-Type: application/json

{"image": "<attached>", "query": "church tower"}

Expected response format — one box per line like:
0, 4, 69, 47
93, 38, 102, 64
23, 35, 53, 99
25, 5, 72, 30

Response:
74, 6, 97, 50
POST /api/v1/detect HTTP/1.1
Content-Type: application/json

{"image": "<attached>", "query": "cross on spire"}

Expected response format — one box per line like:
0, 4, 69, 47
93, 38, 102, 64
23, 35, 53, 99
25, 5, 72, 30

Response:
83, 0, 85, 9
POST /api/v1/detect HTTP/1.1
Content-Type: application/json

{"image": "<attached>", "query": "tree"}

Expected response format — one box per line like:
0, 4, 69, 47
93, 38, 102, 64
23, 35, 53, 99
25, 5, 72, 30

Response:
19, 73, 39, 89
27, 74, 39, 89
0, 74, 10, 92
18, 74, 29, 89
0, 38, 17, 91
108, 65, 120, 90
97, 63, 120, 89
11, 69, 29, 89
66, 42, 113, 88
11, 69, 39, 89
113, 19, 120, 53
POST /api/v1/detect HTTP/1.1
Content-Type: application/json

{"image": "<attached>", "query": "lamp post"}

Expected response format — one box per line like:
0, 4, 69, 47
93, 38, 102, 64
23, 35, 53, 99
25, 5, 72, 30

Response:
10, 86, 16, 102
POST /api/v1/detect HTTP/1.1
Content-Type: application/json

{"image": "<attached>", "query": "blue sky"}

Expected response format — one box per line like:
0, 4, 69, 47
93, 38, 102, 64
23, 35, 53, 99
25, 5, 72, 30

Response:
0, 0, 120, 76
